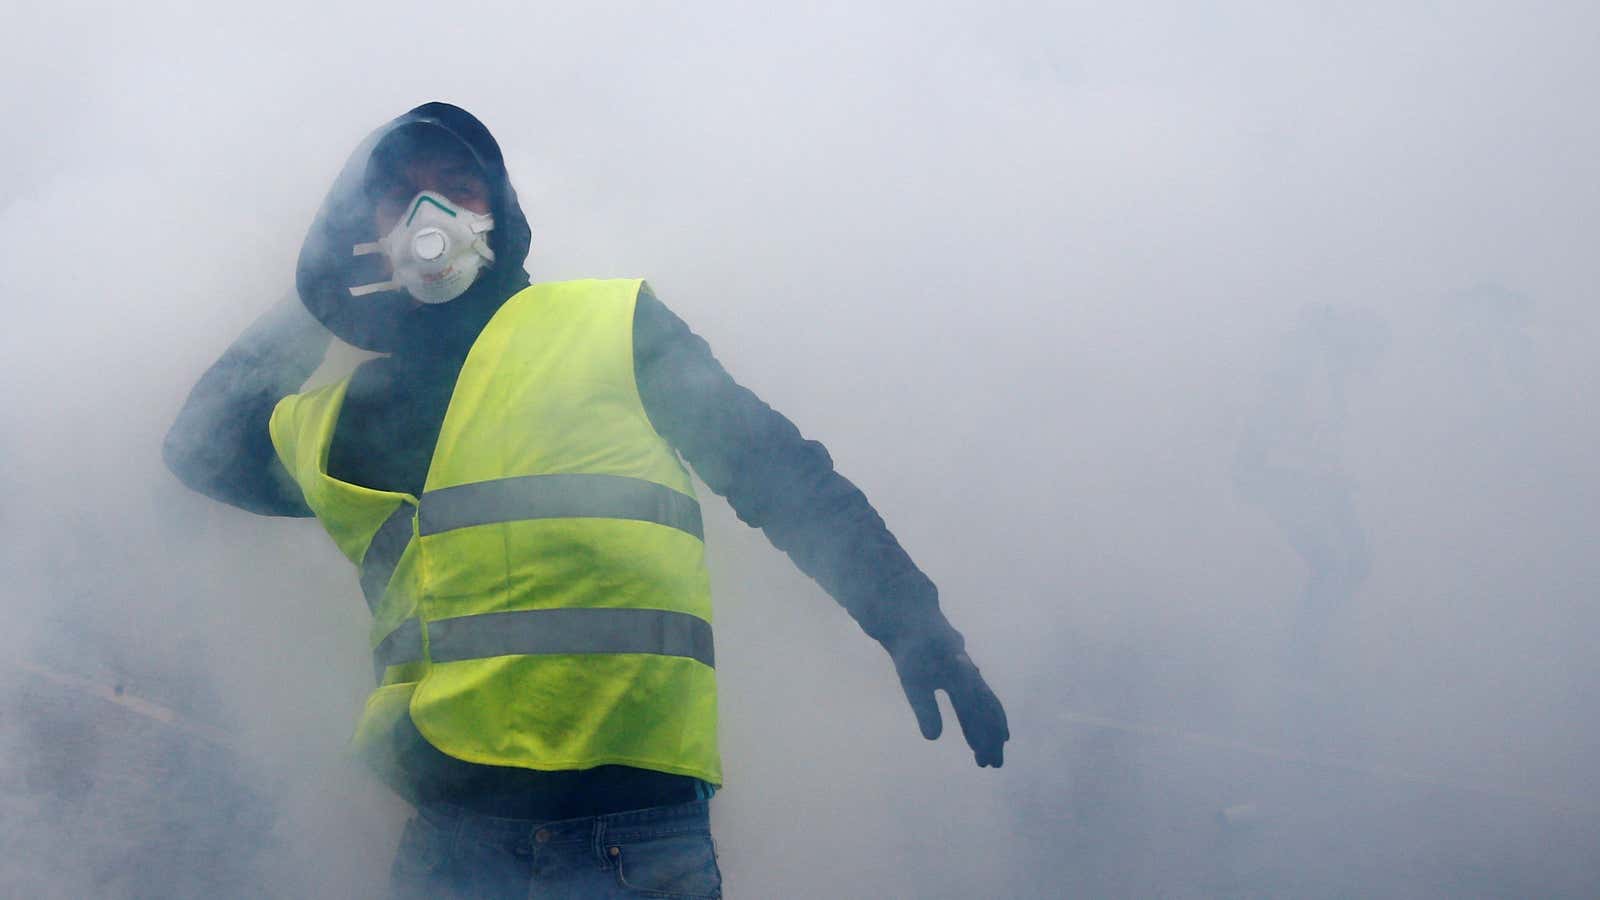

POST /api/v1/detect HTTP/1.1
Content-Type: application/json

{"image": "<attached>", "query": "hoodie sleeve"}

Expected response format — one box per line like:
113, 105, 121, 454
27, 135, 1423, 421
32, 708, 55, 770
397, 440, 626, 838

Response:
632, 288, 960, 650
163, 295, 327, 517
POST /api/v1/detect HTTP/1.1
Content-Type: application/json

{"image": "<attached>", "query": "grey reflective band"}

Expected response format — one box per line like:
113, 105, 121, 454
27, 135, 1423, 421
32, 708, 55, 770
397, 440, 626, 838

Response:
371, 608, 715, 673
359, 506, 415, 613
432, 608, 715, 668
372, 617, 424, 681
417, 474, 703, 541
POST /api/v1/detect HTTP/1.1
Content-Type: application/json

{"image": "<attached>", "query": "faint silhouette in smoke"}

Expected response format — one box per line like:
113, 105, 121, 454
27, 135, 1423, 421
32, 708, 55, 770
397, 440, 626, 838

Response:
1440, 282, 1537, 412
1233, 304, 1388, 671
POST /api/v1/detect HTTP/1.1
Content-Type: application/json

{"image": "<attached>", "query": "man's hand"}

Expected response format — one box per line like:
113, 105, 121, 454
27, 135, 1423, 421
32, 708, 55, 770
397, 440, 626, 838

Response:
889, 635, 1009, 768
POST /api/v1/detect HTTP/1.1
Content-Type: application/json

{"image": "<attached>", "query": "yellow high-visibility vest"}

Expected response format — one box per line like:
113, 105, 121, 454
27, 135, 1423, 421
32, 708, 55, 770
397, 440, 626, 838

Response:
270, 279, 720, 786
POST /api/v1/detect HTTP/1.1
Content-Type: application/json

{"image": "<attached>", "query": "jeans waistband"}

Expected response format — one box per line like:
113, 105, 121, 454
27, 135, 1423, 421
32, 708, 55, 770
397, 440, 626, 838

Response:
416, 797, 712, 852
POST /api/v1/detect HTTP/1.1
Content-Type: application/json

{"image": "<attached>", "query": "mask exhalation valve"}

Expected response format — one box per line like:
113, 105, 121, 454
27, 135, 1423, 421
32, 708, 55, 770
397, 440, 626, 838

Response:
413, 228, 447, 261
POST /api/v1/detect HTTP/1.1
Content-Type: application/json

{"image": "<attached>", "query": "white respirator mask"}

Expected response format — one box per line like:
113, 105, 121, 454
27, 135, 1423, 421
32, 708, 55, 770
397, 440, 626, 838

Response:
349, 191, 496, 304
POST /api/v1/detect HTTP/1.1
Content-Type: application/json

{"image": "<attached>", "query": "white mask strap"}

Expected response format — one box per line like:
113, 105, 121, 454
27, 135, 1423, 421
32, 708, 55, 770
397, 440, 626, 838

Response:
349, 241, 399, 296
348, 279, 402, 297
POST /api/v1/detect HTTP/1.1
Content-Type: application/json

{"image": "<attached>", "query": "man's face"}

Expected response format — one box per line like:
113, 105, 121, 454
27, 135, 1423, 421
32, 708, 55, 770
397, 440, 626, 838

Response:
372, 144, 492, 235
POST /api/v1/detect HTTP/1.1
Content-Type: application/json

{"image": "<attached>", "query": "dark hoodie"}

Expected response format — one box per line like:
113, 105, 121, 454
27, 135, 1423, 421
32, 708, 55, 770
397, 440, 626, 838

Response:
165, 103, 960, 818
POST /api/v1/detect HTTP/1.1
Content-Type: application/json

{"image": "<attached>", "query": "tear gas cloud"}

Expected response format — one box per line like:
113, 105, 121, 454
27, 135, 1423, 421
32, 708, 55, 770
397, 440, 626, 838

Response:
3, 1, 1598, 896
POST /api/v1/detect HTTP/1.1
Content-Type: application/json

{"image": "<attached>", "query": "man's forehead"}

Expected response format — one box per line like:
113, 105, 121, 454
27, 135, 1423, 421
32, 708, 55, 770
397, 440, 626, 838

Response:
401, 153, 476, 178
365, 126, 485, 193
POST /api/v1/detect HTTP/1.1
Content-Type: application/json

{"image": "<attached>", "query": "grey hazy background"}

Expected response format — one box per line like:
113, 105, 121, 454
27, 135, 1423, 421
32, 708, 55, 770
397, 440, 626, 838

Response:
3, 1, 1597, 896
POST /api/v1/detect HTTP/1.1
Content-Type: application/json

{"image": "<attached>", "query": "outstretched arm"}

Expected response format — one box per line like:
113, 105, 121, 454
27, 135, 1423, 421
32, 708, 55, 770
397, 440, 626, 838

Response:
633, 288, 1008, 767
163, 293, 330, 516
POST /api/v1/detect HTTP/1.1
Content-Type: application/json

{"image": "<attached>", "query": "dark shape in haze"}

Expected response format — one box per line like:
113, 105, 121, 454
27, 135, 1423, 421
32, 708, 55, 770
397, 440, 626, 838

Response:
1233, 304, 1388, 668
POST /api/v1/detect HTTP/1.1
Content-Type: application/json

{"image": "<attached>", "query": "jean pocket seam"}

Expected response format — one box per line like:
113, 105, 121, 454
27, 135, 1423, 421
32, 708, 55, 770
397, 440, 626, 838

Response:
612, 837, 722, 899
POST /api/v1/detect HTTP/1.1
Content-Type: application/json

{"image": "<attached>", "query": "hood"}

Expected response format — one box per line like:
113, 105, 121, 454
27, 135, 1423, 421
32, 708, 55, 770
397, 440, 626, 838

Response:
296, 102, 533, 354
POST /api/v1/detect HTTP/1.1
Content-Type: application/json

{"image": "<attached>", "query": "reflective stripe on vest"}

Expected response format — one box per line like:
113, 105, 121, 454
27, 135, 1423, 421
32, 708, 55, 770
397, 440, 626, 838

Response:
372, 617, 424, 681
418, 473, 703, 540
373, 608, 715, 674
359, 506, 415, 613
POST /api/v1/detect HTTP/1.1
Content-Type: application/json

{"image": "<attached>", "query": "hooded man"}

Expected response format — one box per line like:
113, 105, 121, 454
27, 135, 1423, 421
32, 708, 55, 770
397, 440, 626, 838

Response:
164, 102, 1008, 898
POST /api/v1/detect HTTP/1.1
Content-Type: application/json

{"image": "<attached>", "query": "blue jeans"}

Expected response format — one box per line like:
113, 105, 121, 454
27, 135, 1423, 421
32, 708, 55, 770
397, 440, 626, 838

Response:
388, 798, 723, 899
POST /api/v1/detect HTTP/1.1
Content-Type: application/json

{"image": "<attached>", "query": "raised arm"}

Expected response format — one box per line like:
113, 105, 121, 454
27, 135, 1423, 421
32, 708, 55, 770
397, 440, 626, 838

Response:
632, 288, 1008, 767
163, 293, 331, 516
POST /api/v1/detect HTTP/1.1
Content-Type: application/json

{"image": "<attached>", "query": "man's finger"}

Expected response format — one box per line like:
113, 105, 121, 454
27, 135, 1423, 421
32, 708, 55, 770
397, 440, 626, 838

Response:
957, 703, 1007, 767
947, 666, 1009, 768
901, 679, 943, 740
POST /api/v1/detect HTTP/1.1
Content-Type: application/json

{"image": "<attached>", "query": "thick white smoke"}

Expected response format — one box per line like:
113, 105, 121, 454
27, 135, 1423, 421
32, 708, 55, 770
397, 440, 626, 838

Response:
3, 2, 1598, 897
